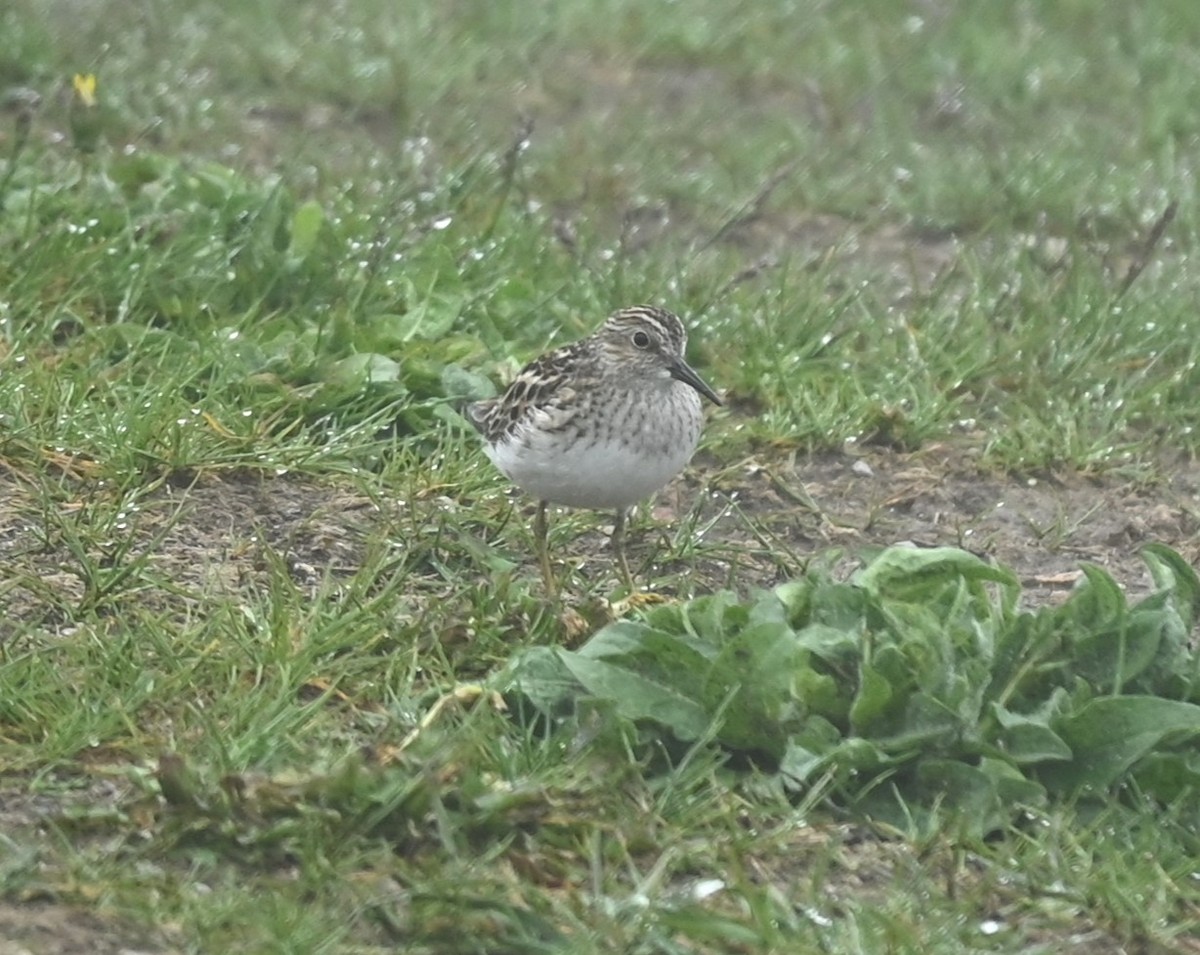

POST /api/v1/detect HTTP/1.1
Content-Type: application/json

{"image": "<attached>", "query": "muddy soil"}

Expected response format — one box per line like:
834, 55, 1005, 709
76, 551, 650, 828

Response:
3, 447, 1197, 632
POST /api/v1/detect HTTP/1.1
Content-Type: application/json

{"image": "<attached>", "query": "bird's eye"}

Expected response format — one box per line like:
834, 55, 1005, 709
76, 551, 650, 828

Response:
632, 331, 652, 349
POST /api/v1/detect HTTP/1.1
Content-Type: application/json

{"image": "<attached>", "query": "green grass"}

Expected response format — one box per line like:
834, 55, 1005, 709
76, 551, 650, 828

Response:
2, 0, 1200, 951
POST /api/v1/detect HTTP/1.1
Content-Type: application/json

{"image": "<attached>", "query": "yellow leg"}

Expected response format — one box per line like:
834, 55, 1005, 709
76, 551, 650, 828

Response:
534, 501, 557, 597
611, 508, 634, 589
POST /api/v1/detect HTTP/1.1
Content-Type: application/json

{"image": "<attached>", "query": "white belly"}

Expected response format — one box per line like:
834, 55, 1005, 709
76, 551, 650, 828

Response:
484, 387, 703, 510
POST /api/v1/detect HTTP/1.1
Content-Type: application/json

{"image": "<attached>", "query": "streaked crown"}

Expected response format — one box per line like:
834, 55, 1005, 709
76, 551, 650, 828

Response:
596, 305, 687, 358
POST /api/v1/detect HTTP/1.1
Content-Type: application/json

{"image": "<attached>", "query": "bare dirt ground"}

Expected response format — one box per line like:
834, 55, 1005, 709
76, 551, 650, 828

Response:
0, 901, 175, 955
700, 445, 1200, 604
3, 446, 1197, 631
4, 448, 1195, 633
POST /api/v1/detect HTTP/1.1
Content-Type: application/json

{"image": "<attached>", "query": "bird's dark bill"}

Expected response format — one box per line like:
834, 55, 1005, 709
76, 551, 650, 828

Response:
670, 359, 722, 406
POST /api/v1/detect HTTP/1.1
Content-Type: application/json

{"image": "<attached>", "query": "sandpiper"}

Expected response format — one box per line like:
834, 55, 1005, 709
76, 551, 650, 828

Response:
467, 305, 721, 594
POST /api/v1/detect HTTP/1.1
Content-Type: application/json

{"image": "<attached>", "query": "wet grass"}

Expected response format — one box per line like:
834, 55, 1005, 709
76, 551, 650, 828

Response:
1, 0, 1199, 951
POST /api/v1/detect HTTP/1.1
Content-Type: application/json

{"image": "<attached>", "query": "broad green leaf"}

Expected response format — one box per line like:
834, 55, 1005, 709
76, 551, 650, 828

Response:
639, 598, 689, 634
826, 736, 898, 775
496, 647, 577, 715
576, 621, 712, 683
794, 663, 845, 723
563, 621, 716, 735
1064, 564, 1127, 633
575, 621, 658, 658
773, 578, 814, 621
1071, 613, 1164, 693
705, 620, 798, 756
746, 588, 791, 628
794, 622, 860, 662
805, 582, 867, 631
881, 692, 962, 753
677, 590, 750, 649
978, 756, 1046, 807
779, 717, 845, 785
849, 663, 894, 735
916, 759, 1003, 824
883, 757, 1044, 838
778, 744, 825, 786
989, 703, 1072, 765
1141, 543, 1200, 627
500, 540, 1200, 828
1045, 696, 1200, 792
557, 651, 709, 741
871, 644, 914, 697
1132, 750, 1200, 803
1134, 547, 1200, 699
986, 611, 1065, 709
440, 362, 496, 401
856, 546, 1019, 611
